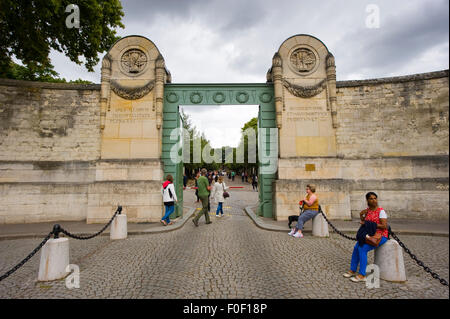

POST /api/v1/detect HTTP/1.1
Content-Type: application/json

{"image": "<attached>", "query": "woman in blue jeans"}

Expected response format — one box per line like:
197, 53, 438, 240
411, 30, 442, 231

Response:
161, 174, 177, 226
343, 192, 389, 282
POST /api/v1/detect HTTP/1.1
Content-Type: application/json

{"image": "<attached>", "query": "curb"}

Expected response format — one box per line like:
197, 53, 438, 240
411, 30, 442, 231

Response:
0, 207, 197, 241
244, 206, 449, 237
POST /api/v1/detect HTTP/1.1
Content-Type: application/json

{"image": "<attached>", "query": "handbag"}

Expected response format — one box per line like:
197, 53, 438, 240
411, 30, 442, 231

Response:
365, 232, 382, 247
222, 183, 230, 198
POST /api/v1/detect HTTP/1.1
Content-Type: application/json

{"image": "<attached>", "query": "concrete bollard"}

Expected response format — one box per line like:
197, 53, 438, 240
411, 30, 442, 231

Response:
374, 239, 407, 282
312, 213, 329, 237
38, 238, 70, 281
110, 214, 127, 240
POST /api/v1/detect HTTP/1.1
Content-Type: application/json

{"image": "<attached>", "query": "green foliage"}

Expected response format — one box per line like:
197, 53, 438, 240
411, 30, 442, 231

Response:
3, 61, 93, 83
0, 0, 124, 79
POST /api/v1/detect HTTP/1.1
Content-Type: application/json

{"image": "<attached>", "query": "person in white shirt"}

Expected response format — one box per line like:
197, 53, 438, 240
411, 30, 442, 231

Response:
210, 176, 228, 217
161, 174, 177, 225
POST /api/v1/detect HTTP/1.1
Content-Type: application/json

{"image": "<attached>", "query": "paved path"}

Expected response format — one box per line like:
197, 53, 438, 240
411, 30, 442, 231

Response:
0, 180, 448, 299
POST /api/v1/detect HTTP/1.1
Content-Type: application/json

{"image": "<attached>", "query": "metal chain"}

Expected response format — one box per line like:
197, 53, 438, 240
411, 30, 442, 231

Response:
318, 208, 357, 241
0, 231, 53, 282
389, 230, 449, 287
59, 208, 121, 240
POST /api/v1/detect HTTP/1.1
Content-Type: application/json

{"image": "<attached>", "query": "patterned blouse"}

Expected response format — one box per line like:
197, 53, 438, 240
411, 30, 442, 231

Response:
365, 207, 388, 238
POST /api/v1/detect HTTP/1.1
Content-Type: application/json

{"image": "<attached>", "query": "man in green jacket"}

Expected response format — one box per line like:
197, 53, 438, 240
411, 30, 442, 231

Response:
193, 168, 212, 226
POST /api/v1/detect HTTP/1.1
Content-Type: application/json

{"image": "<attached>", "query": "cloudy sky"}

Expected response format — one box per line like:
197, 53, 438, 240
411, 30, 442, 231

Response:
50, 0, 449, 147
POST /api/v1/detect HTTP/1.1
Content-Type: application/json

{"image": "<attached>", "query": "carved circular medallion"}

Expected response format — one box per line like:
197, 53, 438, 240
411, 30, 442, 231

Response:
120, 49, 148, 75
259, 92, 273, 103
166, 92, 179, 103
290, 48, 316, 74
190, 92, 203, 104
213, 92, 226, 104
236, 91, 249, 103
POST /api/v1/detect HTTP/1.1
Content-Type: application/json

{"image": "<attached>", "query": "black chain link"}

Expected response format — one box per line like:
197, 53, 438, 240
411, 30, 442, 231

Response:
0, 206, 122, 283
317, 206, 448, 288
318, 207, 357, 241
0, 231, 53, 282
389, 230, 449, 287
59, 207, 121, 240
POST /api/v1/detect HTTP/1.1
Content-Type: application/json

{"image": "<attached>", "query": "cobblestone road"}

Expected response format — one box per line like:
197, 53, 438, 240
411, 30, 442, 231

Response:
0, 181, 448, 299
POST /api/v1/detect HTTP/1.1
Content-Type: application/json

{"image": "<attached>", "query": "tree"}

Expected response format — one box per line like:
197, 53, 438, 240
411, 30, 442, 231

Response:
0, 0, 124, 79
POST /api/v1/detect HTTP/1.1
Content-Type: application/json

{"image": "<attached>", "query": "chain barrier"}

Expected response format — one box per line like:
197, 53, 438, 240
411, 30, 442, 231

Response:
54, 206, 122, 240
0, 232, 53, 282
0, 206, 122, 283
388, 230, 448, 287
317, 206, 448, 287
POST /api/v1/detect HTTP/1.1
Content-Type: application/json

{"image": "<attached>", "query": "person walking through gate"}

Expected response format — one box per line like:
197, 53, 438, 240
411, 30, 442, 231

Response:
194, 171, 200, 203
343, 192, 389, 282
211, 176, 228, 217
288, 184, 319, 238
192, 168, 212, 226
161, 174, 177, 226
252, 175, 258, 191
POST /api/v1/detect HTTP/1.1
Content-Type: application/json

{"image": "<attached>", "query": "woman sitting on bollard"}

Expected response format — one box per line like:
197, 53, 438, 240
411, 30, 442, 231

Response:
288, 184, 319, 238
161, 174, 177, 226
343, 192, 389, 282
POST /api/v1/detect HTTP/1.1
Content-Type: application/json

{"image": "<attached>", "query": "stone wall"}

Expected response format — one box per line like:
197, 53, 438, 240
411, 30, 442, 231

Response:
274, 70, 449, 221
336, 70, 449, 158
0, 67, 448, 223
0, 79, 101, 161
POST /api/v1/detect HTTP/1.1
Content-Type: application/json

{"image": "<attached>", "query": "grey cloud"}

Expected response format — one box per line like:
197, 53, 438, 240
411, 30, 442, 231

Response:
334, 0, 449, 79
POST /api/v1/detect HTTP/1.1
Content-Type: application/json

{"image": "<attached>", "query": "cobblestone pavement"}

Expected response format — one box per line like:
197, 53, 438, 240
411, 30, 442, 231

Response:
0, 181, 448, 299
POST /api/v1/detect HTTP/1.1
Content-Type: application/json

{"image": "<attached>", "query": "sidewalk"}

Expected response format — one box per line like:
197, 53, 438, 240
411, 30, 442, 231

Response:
0, 204, 448, 240
244, 206, 449, 237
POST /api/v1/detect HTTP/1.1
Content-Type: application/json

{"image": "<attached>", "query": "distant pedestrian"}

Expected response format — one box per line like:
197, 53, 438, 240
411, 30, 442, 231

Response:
194, 171, 200, 202
231, 171, 235, 181
211, 176, 228, 217
252, 175, 258, 191
183, 173, 187, 189
161, 174, 177, 226
245, 172, 248, 183
241, 172, 245, 183
192, 168, 212, 226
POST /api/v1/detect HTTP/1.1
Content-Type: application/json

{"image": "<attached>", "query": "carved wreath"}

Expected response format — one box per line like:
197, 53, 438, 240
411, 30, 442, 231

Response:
282, 78, 327, 98
110, 80, 155, 100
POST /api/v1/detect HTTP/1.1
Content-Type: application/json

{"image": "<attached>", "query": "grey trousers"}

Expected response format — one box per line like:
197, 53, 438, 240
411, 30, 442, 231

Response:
295, 209, 319, 230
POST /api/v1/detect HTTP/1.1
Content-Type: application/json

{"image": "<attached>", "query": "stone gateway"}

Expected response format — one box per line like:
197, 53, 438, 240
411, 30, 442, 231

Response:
0, 34, 448, 224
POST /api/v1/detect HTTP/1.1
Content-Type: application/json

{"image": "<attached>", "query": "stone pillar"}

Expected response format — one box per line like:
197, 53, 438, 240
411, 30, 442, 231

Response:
325, 53, 338, 129
269, 34, 350, 221
374, 240, 407, 282
87, 36, 169, 224
110, 214, 127, 240
312, 213, 329, 237
38, 238, 70, 281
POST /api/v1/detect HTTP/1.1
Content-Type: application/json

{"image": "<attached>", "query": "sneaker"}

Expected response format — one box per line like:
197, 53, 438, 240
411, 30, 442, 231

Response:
216, 214, 220, 218
288, 229, 296, 236
293, 232, 304, 238
350, 275, 366, 282
343, 271, 356, 278
192, 219, 198, 227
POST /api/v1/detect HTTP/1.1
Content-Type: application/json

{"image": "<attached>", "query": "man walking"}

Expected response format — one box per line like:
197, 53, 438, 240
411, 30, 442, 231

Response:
193, 168, 212, 226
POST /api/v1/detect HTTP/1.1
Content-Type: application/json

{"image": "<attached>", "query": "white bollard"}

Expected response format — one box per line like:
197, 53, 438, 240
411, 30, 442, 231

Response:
38, 238, 70, 281
374, 239, 407, 282
110, 214, 127, 240
312, 213, 329, 237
